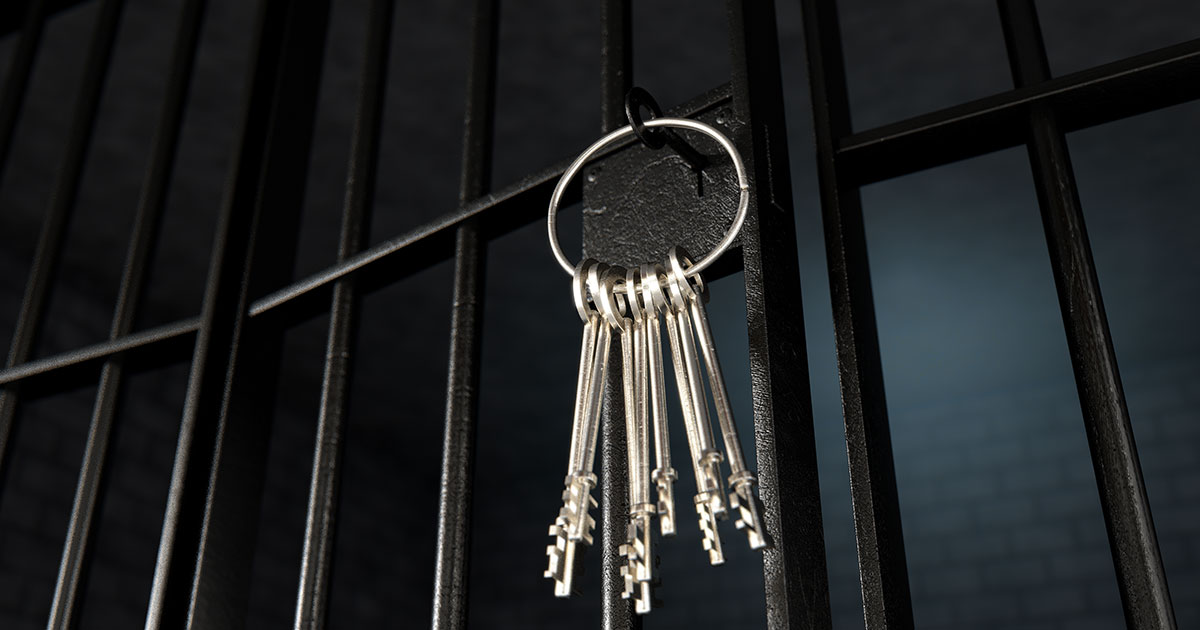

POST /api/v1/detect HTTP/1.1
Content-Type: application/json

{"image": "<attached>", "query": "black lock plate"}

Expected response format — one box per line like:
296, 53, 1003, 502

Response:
581, 105, 745, 273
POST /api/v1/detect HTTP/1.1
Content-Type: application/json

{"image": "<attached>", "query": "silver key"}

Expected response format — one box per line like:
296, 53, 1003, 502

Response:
649, 264, 726, 565
640, 263, 677, 538
627, 269, 657, 613
597, 268, 655, 613
546, 260, 608, 596
667, 247, 771, 550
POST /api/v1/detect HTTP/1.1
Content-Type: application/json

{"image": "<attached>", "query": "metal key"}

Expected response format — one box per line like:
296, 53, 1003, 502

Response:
668, 247, 771, 550
626, 268, 656, 613
640, 263, 677, 538
648, 264, 726, 565
596, 268, 655, 613
546, 260, 608, 596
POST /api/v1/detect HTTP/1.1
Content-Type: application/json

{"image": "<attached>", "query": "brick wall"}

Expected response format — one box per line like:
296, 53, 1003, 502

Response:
821, 358, 1200, 629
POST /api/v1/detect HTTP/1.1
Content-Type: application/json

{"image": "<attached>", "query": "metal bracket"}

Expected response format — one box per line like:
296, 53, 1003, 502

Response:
582, 102, 745, 272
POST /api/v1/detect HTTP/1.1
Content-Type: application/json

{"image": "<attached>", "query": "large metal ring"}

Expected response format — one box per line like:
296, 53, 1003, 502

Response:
546, 117, 750, 280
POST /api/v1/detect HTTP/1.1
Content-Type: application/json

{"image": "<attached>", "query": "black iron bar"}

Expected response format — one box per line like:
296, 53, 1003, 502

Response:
145, 0, 330, 626
0, 317, 198, 388
597, 1, 636, 628
726, 0, 832, 627
839, 37, 1200, 186
601, 0, 631, 133
46, 0, 207, 627
0, 84, 735, 395
0, 0, 49, 180
0, 0, 125, 493
250, 82, 732, 330
294, 1, 391, 629
430, 0, 496, 628
799, 0, 915, 628
996, 2, 1177, 628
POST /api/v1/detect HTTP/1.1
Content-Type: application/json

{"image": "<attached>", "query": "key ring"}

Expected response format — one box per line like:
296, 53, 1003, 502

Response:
546, 117, 750, 282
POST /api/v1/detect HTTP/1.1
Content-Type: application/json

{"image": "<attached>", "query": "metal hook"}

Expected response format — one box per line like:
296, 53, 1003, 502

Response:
624, 87, 710, 173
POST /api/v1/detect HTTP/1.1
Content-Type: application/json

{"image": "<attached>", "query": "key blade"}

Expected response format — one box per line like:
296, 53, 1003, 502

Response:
620, 512, 656, 614
694, 493, 725, 565
562, 475, 597, 544
730, 475, 773, 550
652, 467, 677, 537
699, 450, 728, 519
545, 518, 583, 597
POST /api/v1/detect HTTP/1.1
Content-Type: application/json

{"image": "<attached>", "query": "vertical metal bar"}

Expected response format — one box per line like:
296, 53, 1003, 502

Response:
996, 2, 1177, 628
294, 1, 392, 628
0, 0, 126, 492
597, 2, 636, 629
798, 0, 914, 628
145, 0, 330, 626
725, 0, 832, 628
430, 0, 496, 627
598, 367, 635, 630
0, 0, 49, 180
600, 0, 631, 132
46, 1, 208, 628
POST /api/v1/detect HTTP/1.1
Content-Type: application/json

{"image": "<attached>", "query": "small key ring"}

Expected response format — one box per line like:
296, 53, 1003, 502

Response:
546, 117, 750, 283
665, 246, 705, 307
573, 258, 604, 323
594, 266, 630, 332
624, 267, 646, 324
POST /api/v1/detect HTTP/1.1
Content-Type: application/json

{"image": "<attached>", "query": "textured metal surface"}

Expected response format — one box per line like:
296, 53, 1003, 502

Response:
293, 1, 391, 628
598, 2, 638, 627
839, 37, 1200, 186
727, 0, 832, 627
0, 0, 48, 180
799, 0, 914, 628
600, 364, 638, 630
997, 2, 1178, 628
144, 0, 330, 626
0, 0, 125, 492
581, 106, 743, 272
431, 0, 497, 627
46, 1, 207, 627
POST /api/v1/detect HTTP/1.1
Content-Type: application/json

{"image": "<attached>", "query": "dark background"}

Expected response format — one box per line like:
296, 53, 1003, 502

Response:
0, 0, 1198, 628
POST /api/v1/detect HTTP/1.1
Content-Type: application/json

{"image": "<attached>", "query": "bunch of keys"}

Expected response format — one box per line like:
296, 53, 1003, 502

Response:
543, 117, 770, 614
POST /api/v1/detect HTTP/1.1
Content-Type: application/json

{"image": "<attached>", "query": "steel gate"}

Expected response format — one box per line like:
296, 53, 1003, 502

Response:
0, 0, 1192, 628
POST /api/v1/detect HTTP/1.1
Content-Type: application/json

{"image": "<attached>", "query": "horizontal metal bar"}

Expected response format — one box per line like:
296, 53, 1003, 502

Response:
0, 318, 198, 386
252, 81, 732, 328
838, 37, 1200, 185
0, 82, 733, 394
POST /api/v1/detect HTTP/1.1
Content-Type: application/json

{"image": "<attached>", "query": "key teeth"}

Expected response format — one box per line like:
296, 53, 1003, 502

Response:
694, 494, 725, 565
561, 478, 598, 544
730, 477, 773, 551
699, 451, 728, 519
545, 518, 584, 597
653, 468, 677, 537
620, 512, 655, 613
620, 574, 654, 615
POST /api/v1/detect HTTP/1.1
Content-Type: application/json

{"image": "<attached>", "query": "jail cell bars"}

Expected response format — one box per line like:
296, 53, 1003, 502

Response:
0, 0, 1191, 629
